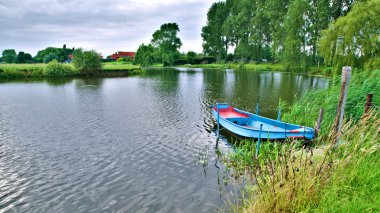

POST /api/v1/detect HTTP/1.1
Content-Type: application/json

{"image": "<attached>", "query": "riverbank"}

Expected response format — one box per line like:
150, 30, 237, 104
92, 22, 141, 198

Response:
178, 62, 329, 75
0, 63, 142, 79
226, 69, 380, 212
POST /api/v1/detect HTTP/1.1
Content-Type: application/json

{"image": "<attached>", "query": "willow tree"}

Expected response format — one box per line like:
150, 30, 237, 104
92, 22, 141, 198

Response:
319, 0, 380, 73
283, 0, 310, 71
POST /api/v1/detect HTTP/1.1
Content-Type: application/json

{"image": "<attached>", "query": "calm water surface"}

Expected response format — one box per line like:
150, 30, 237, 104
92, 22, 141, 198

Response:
0, 68, 328, 212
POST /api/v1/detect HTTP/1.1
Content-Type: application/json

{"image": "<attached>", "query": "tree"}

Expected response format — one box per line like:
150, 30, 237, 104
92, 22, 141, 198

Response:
43, 53, 59, 63
134, 44, 156, 67
151, 23, 182, 66
186, 51, 197, 64
283, 0, 310, 71
2, 49, 16, 63
308, 0, 330, 65
72, 49, 102, 74
201, 2, 228, 61
265, 0, 291, 62
319, 0, 380, 73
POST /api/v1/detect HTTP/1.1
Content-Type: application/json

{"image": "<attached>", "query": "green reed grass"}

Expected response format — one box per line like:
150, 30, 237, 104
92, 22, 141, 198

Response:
282, 69, 380, 140
225, 113, 379, 212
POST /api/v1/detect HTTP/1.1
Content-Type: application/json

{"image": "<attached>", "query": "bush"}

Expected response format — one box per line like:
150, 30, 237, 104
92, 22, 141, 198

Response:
72, 49, 102, 74
117, 57, 126, 63
43, 53, 59, 64
43, 60, 74, 77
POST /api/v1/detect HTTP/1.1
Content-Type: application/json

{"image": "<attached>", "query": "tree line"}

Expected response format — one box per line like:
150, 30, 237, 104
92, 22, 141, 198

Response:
1, 44, 74, 64
201, 0, 379, 72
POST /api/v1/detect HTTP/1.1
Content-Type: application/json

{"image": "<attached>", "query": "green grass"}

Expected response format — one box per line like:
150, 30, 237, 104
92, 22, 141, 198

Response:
177, 62, 331, 74
226, 113, 380, 212
225, 70, 380, 212
0, 62, 142, 79
102, 62, 140, 71
282, 69, 380, 140
0, 63, 47, 72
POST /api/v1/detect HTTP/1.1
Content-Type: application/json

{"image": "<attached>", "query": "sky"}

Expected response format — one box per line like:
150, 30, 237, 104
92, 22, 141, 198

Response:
0, 0, 216, 57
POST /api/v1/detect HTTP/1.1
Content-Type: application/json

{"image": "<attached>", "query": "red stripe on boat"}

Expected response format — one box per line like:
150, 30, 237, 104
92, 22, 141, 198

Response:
289, 130, 300, 133
214, 106, 249, 118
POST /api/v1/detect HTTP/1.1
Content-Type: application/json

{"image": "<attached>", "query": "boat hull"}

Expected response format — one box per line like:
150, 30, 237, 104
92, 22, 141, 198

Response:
211, 103, 314, 140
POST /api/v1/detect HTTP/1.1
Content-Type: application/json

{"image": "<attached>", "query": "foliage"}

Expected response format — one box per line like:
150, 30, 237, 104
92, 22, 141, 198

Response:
282, 69, 380, 139
151, 23, 182, 66
134, 43, 156, 67
43, 53, 59, 64
228, 112, 380, 212
201, 0, 357, 70
319, 0, 380, 74
72, 49, 102, 74
34, 45, 73, 63
186, 51, 197, 64
202, 1, 228, 61
2, 49, 17, 63
283, 0, 309, 71
43, 60, 75, 77
16, 51, 33, 63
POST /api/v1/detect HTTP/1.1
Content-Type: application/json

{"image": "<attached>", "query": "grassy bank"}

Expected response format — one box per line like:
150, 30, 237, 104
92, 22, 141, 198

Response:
225, 70, 380, 212
283, 69, 380, 139
0, 63, 142, 79
177, 62, 329, 74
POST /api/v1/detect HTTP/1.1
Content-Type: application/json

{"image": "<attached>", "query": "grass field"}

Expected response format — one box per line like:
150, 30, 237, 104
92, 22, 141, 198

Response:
102, 62, 140, 71
0, 62, 142, 79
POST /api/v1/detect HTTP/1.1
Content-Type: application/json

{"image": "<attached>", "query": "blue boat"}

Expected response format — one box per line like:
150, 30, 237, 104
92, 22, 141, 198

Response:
211, 103, 314, 140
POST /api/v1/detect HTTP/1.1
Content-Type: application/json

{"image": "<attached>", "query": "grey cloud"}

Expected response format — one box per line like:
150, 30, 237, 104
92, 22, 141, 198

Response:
0, 0, 215, 56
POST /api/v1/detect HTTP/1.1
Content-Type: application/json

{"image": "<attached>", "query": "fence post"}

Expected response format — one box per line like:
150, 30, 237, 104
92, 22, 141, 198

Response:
315, 108, 324, 137
364, 93, 373, 115
217, 103, 220, 139
255, 96, 260, 115
256, 124, 263, 157
332, 66, 351, 143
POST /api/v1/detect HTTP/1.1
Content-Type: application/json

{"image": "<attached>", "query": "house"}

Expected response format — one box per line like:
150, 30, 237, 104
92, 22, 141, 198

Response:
110, 51, 135, 60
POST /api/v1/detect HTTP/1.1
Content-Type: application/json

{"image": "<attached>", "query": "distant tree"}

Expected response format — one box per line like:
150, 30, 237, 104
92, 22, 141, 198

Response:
151, 23, 182, 66
35, 46, 73, 63
72, 49, 102, 74
16, 51, 32, 63
186, 51, 197, 64
319, 0, 380, 73
125, 56, 133, 63
43, 53, 59, 64
134, 43, 156, 67
2, 49, 17, 63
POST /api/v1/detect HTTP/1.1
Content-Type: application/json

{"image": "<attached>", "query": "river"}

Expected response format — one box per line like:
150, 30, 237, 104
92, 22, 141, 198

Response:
0, 68, 328, 212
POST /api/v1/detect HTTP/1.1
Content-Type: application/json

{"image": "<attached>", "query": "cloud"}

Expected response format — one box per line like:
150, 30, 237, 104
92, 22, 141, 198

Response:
0, 0, 216, 56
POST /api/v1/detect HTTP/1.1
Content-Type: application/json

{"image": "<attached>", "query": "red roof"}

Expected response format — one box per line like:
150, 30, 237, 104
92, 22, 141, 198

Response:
110, 51, 135, 60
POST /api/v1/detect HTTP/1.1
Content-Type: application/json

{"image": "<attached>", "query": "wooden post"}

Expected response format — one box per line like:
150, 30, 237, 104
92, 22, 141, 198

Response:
256, 124, 263, 157
364, 93, 373, 114
333, 66, 351, 143
315, 108, 324, 137
217, 103, 220, 139
277, 107, 282, 121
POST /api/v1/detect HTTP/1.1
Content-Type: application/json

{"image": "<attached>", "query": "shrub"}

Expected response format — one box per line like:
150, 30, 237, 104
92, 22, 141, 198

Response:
72, 49, 102, 74
43, 60, 74, 77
